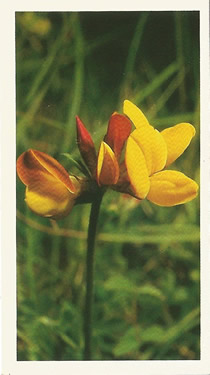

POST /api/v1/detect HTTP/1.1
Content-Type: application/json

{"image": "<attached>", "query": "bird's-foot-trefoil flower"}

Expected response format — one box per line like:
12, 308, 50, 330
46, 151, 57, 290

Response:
17, 99, 198, 219
123, 100, 198, 206
16, 149, 87, 219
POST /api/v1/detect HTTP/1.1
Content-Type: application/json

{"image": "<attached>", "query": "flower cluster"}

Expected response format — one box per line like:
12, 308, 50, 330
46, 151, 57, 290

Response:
17, 100, 198, 219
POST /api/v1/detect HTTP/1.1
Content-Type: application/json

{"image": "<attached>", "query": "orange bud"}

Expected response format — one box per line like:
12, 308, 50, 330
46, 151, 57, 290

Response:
104, 113, 132, 159
76, 116, 97, 175
97, 142, 119, 186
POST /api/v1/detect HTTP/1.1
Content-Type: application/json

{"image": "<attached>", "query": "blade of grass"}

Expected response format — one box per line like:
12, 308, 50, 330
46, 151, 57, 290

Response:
17, 65, 60, 145
147, 69, 186, 119
122, 13, 148, 88
151, 112, 195, 127
63, 13, 84, 152
175, 13, 187, 110
25, 14, 69, 107
154, 307, 200, 358
18, 111, 67, 132
25, 215, 39, 307
17, 211, 200, 244
134, 61, 179, 104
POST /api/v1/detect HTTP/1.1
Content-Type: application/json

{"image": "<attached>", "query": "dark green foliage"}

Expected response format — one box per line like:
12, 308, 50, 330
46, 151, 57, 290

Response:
16, 11, 200, 360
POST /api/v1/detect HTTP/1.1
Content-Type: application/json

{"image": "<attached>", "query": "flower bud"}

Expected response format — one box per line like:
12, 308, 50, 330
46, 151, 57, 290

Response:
76, 116, 97, 176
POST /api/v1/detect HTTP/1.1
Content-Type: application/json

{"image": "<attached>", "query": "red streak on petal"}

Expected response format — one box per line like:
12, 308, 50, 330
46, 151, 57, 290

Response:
17, 149, 76, 193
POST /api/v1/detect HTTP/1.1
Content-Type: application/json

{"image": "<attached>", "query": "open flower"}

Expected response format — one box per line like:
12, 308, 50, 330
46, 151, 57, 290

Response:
17, 149, 82, 219
123, 100, 199, 206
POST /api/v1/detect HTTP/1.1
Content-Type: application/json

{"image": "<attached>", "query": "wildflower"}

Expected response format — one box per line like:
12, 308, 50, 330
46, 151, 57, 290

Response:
16, 149, 82, 219
17, 101, 198, 219
123, 100, 198, 206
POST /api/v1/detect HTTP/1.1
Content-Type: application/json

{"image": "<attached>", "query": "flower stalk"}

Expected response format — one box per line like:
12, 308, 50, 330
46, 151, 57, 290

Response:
83, 190, 104, 360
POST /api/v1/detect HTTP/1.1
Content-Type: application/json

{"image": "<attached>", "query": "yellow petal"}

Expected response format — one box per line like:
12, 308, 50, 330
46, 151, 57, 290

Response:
97, 142, 119, 185
125, 135, 150, 199
123, 100, 150, 129
130, 127, 167, 176
147, 170, 198, 206
161, 123, 196, 167
25, 172, 76, 219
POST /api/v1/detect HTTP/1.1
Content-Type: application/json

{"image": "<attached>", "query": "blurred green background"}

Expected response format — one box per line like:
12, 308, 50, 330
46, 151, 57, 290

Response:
16, 11, 200, 360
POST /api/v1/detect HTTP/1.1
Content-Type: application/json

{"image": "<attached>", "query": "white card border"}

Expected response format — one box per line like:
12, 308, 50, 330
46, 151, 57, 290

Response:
1, 1, 210, 374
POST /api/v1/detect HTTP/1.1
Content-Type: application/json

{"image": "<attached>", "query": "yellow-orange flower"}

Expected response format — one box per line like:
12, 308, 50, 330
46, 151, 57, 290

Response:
17, 149, 81, 219
124, 100, 198, 206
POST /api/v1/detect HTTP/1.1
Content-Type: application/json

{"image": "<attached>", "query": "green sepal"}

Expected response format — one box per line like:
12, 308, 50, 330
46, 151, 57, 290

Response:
61, 153, 91, 177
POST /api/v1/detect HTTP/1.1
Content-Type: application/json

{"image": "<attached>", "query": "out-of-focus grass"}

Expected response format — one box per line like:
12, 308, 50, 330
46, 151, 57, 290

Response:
16, 11, 200, 360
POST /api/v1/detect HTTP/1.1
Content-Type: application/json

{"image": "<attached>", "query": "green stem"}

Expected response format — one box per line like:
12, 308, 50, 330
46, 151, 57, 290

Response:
83, 191, 103, 360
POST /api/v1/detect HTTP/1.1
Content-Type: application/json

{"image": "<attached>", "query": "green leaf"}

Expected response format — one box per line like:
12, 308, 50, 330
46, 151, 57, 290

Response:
140, 325, 165, 343
104, 275, 165, 302
104, 275, 137, 294
137, 285, 165, 301
113, 326, 141, 357
173, 287, 188, 303
190, 269, 200, 282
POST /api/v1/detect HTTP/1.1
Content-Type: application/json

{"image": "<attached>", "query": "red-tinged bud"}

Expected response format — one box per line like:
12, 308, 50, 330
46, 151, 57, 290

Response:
76, 116, 97, 176
104, 113, 132, 159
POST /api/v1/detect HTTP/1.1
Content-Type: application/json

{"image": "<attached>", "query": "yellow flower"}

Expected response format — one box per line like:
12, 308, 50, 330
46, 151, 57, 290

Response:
124, 100, 198, 206
17, 149, 81, 219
